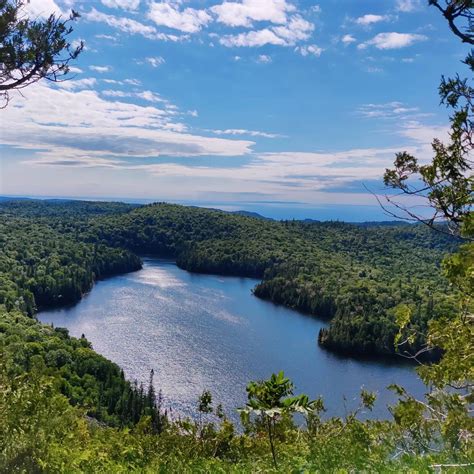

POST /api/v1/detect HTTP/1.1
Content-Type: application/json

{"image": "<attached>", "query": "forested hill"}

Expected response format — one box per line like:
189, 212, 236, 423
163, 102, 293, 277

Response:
0, 199, 459, 357
0, 199, 142, 314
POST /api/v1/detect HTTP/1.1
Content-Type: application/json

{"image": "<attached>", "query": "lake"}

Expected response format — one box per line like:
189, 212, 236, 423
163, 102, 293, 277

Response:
38, 258, 426, 422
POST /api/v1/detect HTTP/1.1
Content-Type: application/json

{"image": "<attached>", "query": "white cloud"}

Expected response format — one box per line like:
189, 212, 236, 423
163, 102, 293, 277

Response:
84, 8, 186, 42
102, 89, 170, 105
220, 28, 286, 47
147, 1, 212, 33
12, 135, 443, 205
3, 88, 446, 205
356, 101, 434, 120
399, 121, 449, 145
271, 15, 314, 43
211, 129, 282, 138
101, 116, 441, 201
145, 56, 166, 67
89, 65, 111, 73
102, 89, 128, 98
124, 78, 142, 86
219, 14, 313, 47
135, 90, 166, 103
101, 0, 141, 11
211, 0, 296, 28
341, 34, 356, 45
355, 14, 390, 26
396, 0, 422, 13
1, 82, 254, 167
95, 34, 119, 41
87, 1, 314, 49
57, 78, 98, 90
257, 54, 272, 63
358, 32, 427, 50
295, 44, 323, 57
116, 145, 426, 203
23, 0, 65, 18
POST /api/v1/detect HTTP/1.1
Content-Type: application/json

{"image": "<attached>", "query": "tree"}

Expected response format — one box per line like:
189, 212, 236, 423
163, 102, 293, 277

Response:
429, 1, 474, 45
197, 389, 213, 439
382, 1, 473, 237
240, 371, 319, 468
0, 0, 83, 107
381, 2, 474, 466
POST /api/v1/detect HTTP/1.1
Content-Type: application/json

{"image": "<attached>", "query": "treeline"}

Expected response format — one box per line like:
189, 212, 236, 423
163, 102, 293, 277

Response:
0, 198, 138, 219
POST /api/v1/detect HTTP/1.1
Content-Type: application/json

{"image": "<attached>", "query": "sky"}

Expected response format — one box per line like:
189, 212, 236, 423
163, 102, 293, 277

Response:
0, 0, 468, 220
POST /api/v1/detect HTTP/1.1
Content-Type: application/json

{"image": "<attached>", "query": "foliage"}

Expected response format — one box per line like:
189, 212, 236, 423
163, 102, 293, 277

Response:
0, 214, 141, 314
383, 2, 473, 236
0, 309, 167, 429
1, 363, 472, 473
240, 371, 321, 467
382, 4, 474, 468
429, 1, 474, 45
0, 0, 83, 107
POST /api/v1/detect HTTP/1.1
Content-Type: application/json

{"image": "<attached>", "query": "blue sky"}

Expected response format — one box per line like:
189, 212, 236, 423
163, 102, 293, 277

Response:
0, 0, 467, 219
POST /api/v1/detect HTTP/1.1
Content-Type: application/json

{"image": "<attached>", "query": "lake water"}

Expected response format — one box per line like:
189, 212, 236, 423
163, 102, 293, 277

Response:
39, 258, 426, 422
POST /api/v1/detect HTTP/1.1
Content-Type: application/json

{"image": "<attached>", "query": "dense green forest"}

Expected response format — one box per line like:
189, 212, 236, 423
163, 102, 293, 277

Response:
0, 310, 166, 430
0, 214, 141, 314
0, 198, 459, 358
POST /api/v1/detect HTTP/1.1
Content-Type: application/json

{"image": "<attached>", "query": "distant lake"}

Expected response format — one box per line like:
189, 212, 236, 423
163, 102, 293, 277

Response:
39, 258, 425, 422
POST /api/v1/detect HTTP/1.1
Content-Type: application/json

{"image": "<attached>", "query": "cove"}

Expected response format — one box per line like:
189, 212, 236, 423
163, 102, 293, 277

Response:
38, 258, 426, 422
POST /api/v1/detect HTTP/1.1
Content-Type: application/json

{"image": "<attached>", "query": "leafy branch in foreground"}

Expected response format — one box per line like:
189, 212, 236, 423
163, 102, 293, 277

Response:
0, 0, 83, 107
379, 2, 474, 465
429, 1, 474, 45
382, 2, 473, 237
239, 371, 323, 467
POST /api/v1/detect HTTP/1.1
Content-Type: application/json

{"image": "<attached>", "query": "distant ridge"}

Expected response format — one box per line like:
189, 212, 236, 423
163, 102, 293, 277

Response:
354, 221, 412, 227
0, 196, 413, 226
298, 218, 409, 226
229, 210, 273, 220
